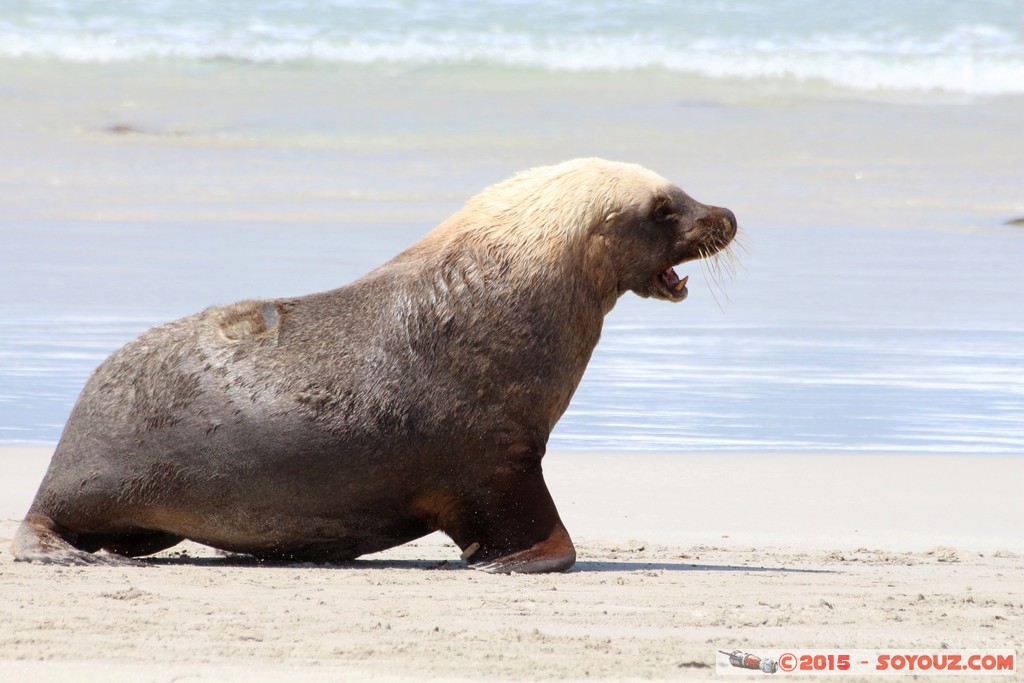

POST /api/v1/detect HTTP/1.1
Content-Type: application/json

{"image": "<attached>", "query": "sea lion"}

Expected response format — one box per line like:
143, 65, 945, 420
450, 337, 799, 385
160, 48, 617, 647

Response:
12, 158, 737, 573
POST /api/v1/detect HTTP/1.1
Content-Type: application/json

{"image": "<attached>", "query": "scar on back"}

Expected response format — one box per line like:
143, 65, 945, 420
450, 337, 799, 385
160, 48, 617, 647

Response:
212, 300, 284, 341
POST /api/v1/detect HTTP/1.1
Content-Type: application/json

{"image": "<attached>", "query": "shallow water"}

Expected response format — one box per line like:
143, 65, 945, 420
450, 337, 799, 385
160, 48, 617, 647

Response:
3, 217, 1022, 452
4, 317, 1023, 452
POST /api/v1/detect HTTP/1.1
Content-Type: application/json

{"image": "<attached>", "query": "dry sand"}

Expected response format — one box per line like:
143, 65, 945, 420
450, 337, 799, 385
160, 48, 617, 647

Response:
1, 447, 1021, 681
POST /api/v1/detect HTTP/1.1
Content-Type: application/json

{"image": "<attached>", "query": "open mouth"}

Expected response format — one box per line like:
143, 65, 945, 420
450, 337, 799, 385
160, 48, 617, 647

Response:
657, 266, 689, 300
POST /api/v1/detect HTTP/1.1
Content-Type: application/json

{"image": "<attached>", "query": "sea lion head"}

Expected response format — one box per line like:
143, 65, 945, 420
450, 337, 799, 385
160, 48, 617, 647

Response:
418, 158, 737, 307
589, 160, 738, 303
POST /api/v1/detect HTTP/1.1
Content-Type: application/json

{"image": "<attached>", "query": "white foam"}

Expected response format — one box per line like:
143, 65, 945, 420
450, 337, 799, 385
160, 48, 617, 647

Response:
1, 21, 1022, 95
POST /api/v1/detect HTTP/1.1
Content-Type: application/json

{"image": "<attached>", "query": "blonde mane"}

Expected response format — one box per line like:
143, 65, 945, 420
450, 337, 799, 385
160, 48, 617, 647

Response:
416, 158, 673, 267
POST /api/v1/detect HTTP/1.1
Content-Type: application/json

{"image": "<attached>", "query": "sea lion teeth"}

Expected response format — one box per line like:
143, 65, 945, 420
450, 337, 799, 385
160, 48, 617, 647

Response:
674, 275, 689, 292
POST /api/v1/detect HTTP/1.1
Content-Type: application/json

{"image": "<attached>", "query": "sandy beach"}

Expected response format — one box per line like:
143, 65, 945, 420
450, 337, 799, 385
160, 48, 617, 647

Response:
1, 447, 1021, 681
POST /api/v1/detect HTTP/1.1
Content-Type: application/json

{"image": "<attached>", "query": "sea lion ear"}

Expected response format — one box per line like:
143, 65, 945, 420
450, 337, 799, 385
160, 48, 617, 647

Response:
649, 196, 675, 223
603, 211, 619, 224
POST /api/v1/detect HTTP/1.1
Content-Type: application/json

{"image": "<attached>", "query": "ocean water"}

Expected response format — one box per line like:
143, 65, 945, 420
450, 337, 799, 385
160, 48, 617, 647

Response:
1, 2, 1023, 453
1, 0, 1022, 95
4, 318, 1023, 453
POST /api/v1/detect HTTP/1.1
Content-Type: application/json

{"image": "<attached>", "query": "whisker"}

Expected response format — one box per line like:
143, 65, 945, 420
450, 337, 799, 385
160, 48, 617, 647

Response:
698, 247, 726, 313
729, 235, 750, 276
710, 253, 732, 304
699, 234, 744, 309
716, 247, 736, 280
708, 252, 723, 286
730, 232, 752, 257
722, 245, 739, 279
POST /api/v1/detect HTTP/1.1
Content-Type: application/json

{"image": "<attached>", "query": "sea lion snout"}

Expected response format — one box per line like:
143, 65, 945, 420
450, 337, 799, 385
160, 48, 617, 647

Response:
692, 204, 737, 245
685, 204, 737, 262
716, 207, 738, 237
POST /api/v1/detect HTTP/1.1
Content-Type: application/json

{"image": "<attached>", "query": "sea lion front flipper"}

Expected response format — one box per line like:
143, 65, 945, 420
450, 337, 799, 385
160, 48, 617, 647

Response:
442, 461, 576, 574
468, 519, 576, 574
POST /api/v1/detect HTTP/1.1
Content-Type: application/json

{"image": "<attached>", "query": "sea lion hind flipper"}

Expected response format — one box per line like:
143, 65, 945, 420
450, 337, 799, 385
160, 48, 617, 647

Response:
446, 466, 576, 574
11, 513, 148, 566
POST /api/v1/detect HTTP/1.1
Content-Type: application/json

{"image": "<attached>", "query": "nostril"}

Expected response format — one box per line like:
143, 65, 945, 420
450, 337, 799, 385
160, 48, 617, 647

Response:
719, 207, 738, 234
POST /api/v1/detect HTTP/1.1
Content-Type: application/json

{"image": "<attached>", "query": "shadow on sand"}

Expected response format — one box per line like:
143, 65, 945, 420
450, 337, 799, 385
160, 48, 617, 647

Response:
142, 554, 834, 574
